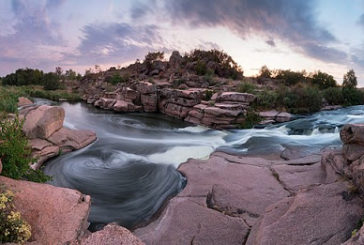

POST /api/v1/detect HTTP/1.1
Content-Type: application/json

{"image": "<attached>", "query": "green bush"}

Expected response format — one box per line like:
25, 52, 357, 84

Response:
43, 72, 61, 90
0, 115, 51, 182
0, 187, 31, 243
323, 87, 344, 105
256, 90, 279, 109
311, 71, 337, 89
275, 70, 305, 86
342, 87, 364, 106
281, 86, 322, 113
240, 110, 261, 129
238, 81, 257, 93
106, 73, 130, 85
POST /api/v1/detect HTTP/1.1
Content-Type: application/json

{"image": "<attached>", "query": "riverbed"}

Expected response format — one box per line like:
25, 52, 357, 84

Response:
40, 99, 364, 229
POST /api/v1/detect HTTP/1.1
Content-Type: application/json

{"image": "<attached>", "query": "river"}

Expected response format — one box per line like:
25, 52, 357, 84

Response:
39, 99, 364, 230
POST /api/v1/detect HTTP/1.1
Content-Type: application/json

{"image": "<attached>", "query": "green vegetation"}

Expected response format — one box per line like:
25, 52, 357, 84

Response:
0, 186, 31, 243
343, 69, 358, 88
0, 115, 51, 182
240, 110, 261, 129
105, 73, 130, 85
2, 67, 81, 91
185, 49, 243, 79
238, 80, 257, 93
0, 87, 27, 115
245, 67, 364, 114
311, 71, 337, 89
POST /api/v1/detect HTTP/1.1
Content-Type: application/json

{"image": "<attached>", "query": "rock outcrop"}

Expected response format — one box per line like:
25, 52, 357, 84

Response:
19, 105, 96, 169
22, 105, 65, 139
0, 176, 91, 244
135, 150, 362, 244
83, 82, 261, 129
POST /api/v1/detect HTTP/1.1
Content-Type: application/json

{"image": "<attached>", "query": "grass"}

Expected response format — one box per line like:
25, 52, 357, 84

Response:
0, 85, 81, 106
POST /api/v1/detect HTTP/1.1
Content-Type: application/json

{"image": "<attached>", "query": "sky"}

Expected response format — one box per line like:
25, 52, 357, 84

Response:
1, 0, 364, 85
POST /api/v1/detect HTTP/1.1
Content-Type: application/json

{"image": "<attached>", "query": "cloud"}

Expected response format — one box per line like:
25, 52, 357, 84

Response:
0, 0, 69, 75
71, 22, 163, 66
159, 0, 347, 64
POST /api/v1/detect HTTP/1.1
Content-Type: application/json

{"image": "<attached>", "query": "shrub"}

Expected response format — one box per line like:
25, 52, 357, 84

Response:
311, 71, 337, 89
0, 115, 51, 182
275, 70, 305, 86
43, 72, 61, 90
106, 73, 130, 85
256, 90, 279, 109
240, 110, 261, 129
259, 65, 271, 78
195, 61, 208, 75
323, 87, 344, 105
281, 86, 322, 113
238, 81, 257, 93
0, 187, 31, 243
342, 87, 364, 106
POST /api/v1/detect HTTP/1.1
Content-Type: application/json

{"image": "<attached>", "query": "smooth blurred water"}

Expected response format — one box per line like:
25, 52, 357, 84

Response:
40, 99, 364, 229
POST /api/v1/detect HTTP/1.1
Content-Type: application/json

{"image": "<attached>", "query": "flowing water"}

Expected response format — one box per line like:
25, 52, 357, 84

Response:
40, 99, 364, 229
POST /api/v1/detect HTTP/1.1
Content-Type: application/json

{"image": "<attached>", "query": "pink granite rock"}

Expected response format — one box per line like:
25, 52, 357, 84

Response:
22, 105, 65, 139
0, 176, 90, 245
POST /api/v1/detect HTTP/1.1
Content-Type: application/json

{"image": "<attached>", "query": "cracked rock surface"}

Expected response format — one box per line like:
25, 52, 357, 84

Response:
134, 151, 364, 245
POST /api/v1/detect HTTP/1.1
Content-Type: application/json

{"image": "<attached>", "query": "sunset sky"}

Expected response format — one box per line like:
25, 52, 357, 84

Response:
1, 0, 364, 85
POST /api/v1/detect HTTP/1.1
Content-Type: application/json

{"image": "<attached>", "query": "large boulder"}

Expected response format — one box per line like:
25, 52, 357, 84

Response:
48, 127, 96, 153
0, 176, 90, 244
340, 124, 364, 145
343, 224, 364, 244
80, 223, 144, 245
22, 105, 65, 139
247, 182, 364, 245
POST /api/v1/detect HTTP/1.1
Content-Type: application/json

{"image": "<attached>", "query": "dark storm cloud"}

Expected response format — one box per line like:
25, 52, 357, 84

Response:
74, 23, 163, 65
159, 0, 347, 64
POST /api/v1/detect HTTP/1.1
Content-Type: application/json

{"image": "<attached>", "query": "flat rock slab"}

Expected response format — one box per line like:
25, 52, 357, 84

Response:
0, 176, 90, 244
272, 163, 325, 192
247, 182, 364, 245
48, 127, 96, 152
134, 198, 248, 245
178, 155, 290, 216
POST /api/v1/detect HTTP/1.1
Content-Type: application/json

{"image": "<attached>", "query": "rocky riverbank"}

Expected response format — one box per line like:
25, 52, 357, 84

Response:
134, 125, 364, 244
17, 98, 97, 169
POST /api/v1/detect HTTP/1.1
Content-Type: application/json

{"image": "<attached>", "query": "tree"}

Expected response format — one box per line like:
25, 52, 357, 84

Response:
43, 72, 61, 90
311, 71, 337, 89
343, 69, 357, 88
259, 65, 271, 78
55, 67, 63, 77
65, 69, 77, 80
